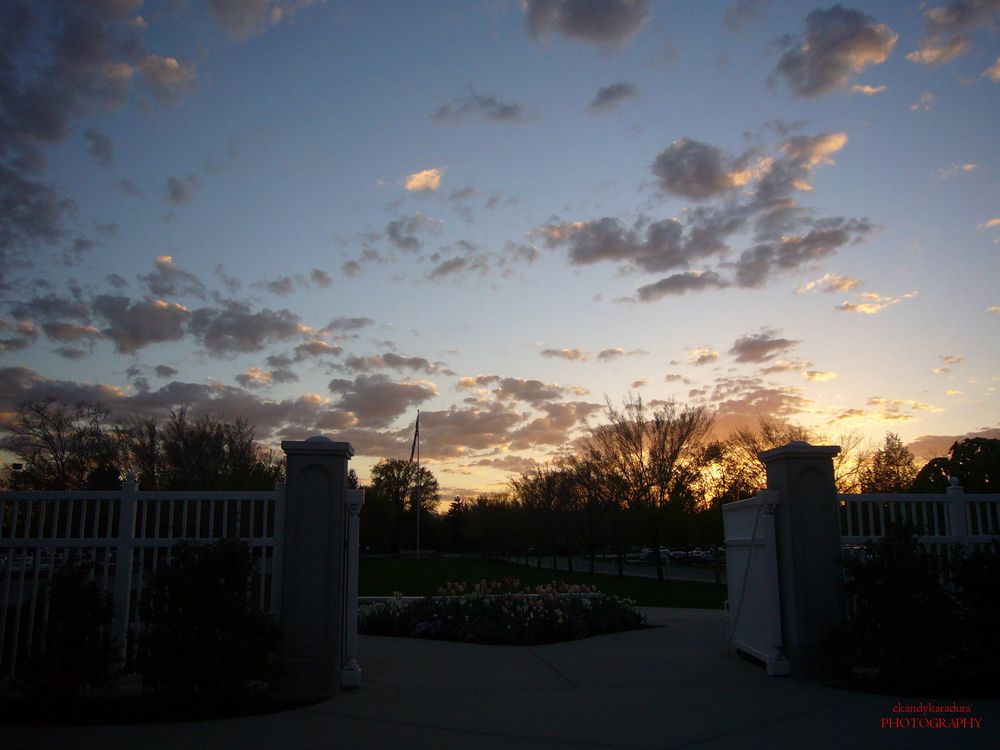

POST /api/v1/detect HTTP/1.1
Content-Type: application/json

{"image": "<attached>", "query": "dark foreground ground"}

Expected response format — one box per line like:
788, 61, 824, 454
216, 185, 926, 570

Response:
2, 608, 996, 750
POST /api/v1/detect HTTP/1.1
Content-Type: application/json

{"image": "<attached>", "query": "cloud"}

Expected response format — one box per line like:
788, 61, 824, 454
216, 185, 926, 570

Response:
597, 348, 626, 361
729, 329, 797, 363
84, 130, 114, 167
325, 317, 374, 332
344, 353, 439, 374
11, 292, 90, 323
0, 165, 75, 274
310, 268, 333, 288
327, 374, 437, 429
543, 128, 869, 300
848, 84, 887, 96
724, 0, 772, 32
938, 163, 981, 178
907, 0, 1000, 67
733, 218, 876, 289
541, 348, 587, 361
188, 301, 305, 355
509, 401, 602, 449
831, 396, 944, 426
687, 347, 719, 366
409, 403, 523, 459
795, 272, 863, 294
117, 179, 145, 198
165, 175, 200, 205
385, 213, 438, 251
522, 0, 652, 48
986, 56, 1000, 80
805, 370, 838, 382
988, 305, 1000, 314
40, 322, 101, 342
93, 295, 191, 353
139, 55, 198, 105
907, 427, 1000, 459
911, 92, 935, 111
696, 375, 811, 434
467, 454, 541, 475
405, 168, 444, 193
210, 0, 319, 40
140, 255, 206, 298
588, 82, 638, 113
760, 359, 810, 374
771, 6, 897, 98
236, 367, 274, 389
428, 257, 478, 282
254, 276, 296, 296
155, 365, 178, 378
431, 91, 533, 124
458, 375, 570, 405
293, 340, 342, 360
0, 319, 38, 352
651, 138, 755, 201
977, 218, 1000, 229
635, 271, 727, 301
541, 216, 725, 274
836, 290, 918, 314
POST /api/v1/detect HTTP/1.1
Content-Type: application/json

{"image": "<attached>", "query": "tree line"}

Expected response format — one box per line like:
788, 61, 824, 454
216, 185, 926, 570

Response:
1, 399, 283, 491
359, 396, 998, 581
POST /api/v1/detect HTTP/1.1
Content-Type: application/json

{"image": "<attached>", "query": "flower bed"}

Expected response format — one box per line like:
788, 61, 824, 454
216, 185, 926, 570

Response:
359, 578, 646, 645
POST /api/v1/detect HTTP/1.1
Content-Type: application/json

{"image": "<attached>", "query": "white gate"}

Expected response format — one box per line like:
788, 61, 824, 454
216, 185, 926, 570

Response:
722, 490, 789, 676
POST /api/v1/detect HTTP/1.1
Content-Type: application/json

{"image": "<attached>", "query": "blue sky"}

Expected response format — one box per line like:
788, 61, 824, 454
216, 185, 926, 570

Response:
2, 0, 999, 495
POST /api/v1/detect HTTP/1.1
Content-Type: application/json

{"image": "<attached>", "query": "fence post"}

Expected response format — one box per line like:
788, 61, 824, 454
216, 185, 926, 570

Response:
759, 441, 843, 679
341, 488, 365, 688
279, 436, 354, 697
946, 478, 969, 549
112, 473, 137, 666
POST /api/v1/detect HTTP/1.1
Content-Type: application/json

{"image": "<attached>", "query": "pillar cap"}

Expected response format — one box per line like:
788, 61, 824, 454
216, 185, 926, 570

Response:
281, 437, 355, 457
758, 441, 840, 463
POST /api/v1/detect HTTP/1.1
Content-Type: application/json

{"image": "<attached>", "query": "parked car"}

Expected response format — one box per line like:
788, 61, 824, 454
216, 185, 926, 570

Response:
640, 546, 671, 561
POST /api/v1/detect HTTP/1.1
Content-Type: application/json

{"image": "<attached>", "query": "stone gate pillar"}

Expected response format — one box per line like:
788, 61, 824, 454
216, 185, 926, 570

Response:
759, 441, 843, 678
280, 436, 354, 696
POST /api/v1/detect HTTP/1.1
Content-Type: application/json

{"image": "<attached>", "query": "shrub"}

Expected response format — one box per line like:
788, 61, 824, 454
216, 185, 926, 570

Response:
835, 523, 1000, 695
360, 578, 645, 645
137, 539, 282, 707
27, 559, 117, 699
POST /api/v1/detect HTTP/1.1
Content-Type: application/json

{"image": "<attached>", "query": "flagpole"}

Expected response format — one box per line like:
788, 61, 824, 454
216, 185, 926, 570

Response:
415, 410, 421, 560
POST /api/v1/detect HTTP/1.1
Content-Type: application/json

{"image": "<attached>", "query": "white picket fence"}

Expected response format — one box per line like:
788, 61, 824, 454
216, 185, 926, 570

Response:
0, 476, 284, 679
840, 482, 1000, 554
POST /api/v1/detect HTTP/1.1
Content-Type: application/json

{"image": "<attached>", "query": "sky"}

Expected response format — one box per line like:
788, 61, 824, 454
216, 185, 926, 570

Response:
1, 0, 999, 497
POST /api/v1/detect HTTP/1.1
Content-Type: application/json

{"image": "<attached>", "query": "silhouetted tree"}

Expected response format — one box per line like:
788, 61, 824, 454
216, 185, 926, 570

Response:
1, 399, 117, 489
584, 396, 714, 582
911, 438, 1000, 493
860, 432, 918, 493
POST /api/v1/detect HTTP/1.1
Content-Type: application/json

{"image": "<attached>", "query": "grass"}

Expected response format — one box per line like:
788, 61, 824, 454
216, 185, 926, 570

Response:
359, 555, 726, 609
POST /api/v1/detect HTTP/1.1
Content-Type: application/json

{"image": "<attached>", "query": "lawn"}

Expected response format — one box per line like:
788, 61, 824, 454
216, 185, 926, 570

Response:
359, 555, 726, 609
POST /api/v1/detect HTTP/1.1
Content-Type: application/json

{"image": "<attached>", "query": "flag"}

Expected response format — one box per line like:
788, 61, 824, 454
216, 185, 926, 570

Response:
408, 412, 419, 463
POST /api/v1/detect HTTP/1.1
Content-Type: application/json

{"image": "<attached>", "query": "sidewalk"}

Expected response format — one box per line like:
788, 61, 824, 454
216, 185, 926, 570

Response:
2, 608, 996, 749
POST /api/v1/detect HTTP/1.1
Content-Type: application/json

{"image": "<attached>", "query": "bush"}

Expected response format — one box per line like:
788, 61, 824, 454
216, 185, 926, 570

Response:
137, 540, 282, 707
27, 559, 117, 699
360, 578, 645, 645
835, 523, 1000, 695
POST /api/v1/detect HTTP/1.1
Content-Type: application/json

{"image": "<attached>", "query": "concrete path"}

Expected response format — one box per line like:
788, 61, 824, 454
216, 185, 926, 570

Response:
2, 608, 996, 749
